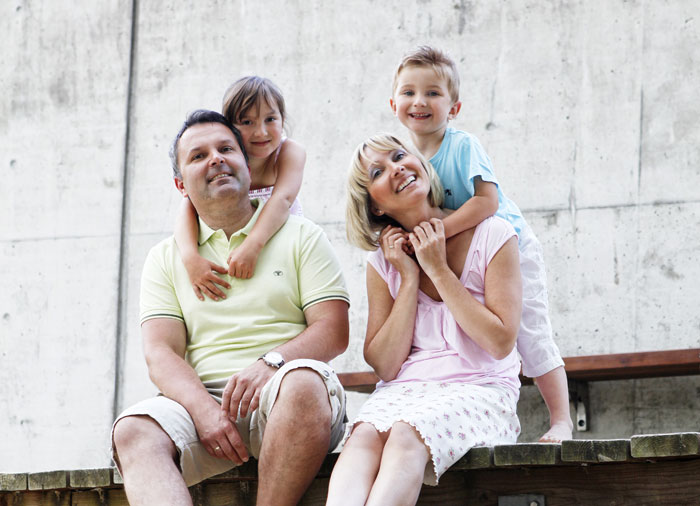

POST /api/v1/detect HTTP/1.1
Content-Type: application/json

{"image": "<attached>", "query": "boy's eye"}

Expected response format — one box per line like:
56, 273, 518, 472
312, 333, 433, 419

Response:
402, 90, 414, 96
428, 91, 440, 96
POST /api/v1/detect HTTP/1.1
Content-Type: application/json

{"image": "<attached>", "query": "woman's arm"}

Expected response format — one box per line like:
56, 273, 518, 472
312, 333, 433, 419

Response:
363, 227, 420, 382
441, 178, 498, 239
411, 219, 521, 359
228, 139, 306, 278
174, 198, 230, 300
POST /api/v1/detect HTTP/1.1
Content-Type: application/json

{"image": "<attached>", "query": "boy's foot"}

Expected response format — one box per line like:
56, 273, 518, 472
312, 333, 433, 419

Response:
538, 420, 573, 443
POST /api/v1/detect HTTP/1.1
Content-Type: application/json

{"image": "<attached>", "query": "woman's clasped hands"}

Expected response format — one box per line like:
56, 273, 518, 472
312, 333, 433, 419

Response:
379, 218, 449, 280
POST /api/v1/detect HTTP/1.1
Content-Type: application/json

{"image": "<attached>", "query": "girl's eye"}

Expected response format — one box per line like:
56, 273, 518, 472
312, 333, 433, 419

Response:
265, 116, 278, 123
240, 120, 252, 126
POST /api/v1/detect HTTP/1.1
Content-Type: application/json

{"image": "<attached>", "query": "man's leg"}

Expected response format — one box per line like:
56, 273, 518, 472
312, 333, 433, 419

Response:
113, 415, 192, 506
256, 368, 332, 506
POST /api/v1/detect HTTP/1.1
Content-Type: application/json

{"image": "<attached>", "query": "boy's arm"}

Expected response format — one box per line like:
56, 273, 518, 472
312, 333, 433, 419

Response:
441, 177, 499, 238
174, 198, 230, 300
228, 140, 306, 278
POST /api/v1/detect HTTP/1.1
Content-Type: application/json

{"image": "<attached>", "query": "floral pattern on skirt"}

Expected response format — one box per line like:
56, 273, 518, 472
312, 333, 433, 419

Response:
353, 381, 520, 485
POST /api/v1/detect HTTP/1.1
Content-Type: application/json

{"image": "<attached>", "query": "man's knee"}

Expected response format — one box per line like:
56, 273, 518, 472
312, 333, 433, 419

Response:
275, 368, 332, 424
113, 415, 177, 465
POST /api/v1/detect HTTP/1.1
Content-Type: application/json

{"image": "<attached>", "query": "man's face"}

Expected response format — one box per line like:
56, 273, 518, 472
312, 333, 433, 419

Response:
174, 122, 250, 209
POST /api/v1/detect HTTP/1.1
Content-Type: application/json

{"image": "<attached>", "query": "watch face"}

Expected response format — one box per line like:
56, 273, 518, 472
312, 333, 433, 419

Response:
264, 352, 284, 367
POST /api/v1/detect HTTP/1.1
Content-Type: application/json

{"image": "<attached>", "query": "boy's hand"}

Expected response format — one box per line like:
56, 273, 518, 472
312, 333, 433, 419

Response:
183, 255, 230, 301
227, 240, 262, 279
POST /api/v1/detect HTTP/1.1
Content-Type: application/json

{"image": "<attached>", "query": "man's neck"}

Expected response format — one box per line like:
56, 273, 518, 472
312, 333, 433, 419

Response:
198, 198, 256, 240
408, 127, 447, 161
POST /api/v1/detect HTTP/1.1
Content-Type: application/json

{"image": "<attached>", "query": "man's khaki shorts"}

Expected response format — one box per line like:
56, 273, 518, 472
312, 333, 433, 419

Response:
111, 359, 346, 486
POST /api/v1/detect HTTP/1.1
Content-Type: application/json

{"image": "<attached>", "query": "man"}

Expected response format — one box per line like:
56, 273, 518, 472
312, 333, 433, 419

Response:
112, 110, 350, 506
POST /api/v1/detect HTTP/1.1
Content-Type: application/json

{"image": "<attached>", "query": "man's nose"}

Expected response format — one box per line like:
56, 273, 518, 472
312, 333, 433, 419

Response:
209, 151, 225, 164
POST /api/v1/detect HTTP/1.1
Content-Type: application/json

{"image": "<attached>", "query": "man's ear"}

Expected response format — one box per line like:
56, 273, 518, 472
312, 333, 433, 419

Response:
174, 176, 187, 197
448, 101, 462, 120
389, 97, 398, 116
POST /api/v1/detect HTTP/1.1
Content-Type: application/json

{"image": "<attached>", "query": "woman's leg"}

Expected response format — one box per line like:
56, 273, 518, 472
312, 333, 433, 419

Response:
326, 423, 386, 506
366, 422, 430, 506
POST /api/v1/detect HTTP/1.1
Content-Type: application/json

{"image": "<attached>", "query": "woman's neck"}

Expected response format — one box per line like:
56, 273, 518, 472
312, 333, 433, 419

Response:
393, 203, 447, 232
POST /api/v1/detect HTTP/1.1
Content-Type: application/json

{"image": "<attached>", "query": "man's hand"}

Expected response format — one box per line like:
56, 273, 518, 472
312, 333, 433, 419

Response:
221, 359, 276, 419
192, 402, 249, 464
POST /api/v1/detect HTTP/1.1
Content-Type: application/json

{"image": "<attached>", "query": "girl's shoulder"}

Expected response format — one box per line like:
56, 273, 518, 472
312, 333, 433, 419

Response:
276, 137, 306, 159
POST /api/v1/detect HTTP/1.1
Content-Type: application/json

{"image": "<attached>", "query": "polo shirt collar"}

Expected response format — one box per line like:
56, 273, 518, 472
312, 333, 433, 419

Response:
198, 198, 264, 245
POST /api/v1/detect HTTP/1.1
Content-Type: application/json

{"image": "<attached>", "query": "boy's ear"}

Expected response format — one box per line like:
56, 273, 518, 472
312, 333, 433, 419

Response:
448, 101, 462, 120
174, 177, 188, 197
389, 97, 398, 116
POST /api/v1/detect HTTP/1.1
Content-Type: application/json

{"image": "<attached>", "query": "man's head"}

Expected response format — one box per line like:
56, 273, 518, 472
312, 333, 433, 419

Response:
391, 46, 460, 104
170, 110, 251, 212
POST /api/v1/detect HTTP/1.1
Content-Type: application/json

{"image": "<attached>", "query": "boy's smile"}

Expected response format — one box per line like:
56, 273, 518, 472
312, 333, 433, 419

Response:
390, 65, 461, 142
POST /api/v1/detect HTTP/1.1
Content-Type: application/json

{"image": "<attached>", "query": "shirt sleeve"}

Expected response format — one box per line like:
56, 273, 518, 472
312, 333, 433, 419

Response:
140, 242, 184, 324
484, 217, 518, 265
297, 224, 350, 310
460, 133, 500, 187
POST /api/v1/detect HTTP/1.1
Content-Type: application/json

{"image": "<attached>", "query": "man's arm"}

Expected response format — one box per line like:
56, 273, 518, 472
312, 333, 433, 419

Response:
221, 299, 349, 418
142, 318, 249, 464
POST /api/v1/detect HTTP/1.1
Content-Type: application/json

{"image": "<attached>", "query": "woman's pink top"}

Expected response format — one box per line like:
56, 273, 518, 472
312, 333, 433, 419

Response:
367, 216, 521, 397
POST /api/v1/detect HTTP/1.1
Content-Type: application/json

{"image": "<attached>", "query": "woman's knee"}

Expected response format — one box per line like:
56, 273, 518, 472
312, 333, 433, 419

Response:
387, 422, 429, 457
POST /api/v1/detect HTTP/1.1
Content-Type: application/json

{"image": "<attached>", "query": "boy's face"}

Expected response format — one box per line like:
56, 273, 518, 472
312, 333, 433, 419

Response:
391, 65, 461, 138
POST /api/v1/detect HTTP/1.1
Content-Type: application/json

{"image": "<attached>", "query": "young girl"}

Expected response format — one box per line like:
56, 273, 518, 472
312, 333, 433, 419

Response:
175, 76, 306, 300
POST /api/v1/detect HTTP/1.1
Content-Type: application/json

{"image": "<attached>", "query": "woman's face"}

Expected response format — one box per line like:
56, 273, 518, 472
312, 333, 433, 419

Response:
364, 146, 430, 218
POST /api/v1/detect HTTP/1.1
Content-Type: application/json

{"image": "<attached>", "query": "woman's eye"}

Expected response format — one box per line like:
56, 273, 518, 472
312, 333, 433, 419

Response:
370, 168, 382, 179
394, 151, 405, 161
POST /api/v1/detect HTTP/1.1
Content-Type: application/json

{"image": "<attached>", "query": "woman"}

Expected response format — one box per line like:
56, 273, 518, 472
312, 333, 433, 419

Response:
326, 134, 523, 506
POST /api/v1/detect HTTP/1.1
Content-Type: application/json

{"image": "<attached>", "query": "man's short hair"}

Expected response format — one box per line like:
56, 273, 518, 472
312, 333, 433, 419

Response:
169, 109, 249, 179
392, 46, 461, 104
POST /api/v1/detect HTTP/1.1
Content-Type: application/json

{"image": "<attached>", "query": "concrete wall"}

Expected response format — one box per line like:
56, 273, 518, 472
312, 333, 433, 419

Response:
1, 0, 698, 472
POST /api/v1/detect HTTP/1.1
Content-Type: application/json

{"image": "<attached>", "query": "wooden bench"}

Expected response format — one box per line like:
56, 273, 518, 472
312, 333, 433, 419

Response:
3, 433, 699, 505
338, 348, 700, 432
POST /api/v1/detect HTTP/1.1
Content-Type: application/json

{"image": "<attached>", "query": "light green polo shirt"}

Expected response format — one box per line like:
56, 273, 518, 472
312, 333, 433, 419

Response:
140, 200, 349, 383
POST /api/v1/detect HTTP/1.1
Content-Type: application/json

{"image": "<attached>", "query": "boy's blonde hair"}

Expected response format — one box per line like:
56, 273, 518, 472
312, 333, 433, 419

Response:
392, 46, 460, 104
222, 76, 287, 126
346, 133, 444, 251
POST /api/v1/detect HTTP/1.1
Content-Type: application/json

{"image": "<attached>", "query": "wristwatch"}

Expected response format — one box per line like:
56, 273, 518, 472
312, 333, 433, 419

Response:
260, 351, 285, 369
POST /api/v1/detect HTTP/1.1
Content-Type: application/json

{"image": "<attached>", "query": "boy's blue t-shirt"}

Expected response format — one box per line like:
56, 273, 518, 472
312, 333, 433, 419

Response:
429, 127, 526, 236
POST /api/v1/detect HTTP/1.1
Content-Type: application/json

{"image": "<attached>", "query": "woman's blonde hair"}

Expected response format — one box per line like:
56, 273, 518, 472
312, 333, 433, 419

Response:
346, 133, 444, 251
222, 76, 287, 128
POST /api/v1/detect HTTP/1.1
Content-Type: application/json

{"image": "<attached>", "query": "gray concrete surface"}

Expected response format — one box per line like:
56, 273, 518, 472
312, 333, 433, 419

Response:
1, 0, 699, 472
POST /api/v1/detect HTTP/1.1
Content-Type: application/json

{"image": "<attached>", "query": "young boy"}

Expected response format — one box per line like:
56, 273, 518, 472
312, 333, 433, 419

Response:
390, 46, 573, 442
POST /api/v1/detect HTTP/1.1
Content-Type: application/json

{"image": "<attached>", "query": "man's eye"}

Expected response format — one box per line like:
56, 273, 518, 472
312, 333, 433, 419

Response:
221, 146, 233, 152
192, 154, 203, 160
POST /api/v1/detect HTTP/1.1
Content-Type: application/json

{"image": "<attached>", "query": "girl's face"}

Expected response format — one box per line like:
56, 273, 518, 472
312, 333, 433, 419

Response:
234, 100, 284, 160
364, 146, 429, 218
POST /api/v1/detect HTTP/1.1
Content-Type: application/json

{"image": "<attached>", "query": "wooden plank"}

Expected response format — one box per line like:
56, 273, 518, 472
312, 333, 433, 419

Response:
2, 491, 70, 506
69, 468, 111, 488
339, 349, 700, 390
493, 443, 560, 466
463, 457, 700, 506
0, 473, 26, 491
631, 432, 700, 458
28, 471, 67, 490
560, 439, 630, 463
452, 446, 493, 470
111, 468, 123, 485
563, 348, 700, 381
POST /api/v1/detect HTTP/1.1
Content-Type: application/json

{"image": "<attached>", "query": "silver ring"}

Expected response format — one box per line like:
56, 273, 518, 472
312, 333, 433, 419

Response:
388, 245, 394, 249
214, 446, 221, 452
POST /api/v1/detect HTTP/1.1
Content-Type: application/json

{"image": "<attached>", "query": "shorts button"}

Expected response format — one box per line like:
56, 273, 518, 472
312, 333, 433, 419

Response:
322, 370, 330, 378
330, 388, 337, 396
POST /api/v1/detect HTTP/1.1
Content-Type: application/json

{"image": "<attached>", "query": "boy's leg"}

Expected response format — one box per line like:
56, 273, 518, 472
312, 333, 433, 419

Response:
534, 366, 573, 442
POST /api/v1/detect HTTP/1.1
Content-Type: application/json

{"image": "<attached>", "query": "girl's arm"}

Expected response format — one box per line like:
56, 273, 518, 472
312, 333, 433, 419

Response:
410, 219, 521, 359
441, 177, 499, 239
363, 227, 420, 382
174, 198, 230, 301
228, 139, 306, 278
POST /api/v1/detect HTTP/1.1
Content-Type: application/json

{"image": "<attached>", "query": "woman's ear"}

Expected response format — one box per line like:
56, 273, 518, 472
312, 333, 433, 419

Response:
371, 207, 384, 216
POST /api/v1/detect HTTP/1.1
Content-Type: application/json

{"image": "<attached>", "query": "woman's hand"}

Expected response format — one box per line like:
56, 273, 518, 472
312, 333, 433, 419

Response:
409, 219, 450, 280
379, 226, 419, 280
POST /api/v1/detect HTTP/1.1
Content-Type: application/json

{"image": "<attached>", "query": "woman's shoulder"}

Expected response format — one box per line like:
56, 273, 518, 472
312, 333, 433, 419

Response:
474, 216, 517, 252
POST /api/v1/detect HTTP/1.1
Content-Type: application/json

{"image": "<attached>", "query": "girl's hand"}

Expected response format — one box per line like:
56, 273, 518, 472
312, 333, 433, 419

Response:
379, 226, 419, 280
227, 240, 262, 279
183, 254, 231, 301
409, 219, 449, 279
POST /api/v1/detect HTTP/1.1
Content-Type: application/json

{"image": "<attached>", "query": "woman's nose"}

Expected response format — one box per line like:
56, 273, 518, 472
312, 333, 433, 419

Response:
391, 164, 405, 176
